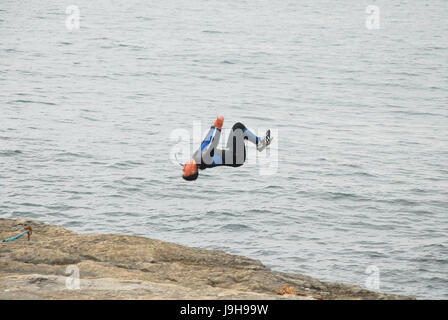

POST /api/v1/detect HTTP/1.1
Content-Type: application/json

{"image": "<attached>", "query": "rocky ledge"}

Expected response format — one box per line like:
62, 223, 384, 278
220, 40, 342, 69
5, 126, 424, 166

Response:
0, 218, 413, 300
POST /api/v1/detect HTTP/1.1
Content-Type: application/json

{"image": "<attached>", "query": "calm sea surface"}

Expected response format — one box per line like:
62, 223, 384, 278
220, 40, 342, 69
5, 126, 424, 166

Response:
1, 0, 447, 299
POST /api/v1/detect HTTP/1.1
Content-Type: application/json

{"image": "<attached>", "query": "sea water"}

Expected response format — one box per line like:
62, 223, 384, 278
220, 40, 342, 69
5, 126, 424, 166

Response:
0, 0, 447, 299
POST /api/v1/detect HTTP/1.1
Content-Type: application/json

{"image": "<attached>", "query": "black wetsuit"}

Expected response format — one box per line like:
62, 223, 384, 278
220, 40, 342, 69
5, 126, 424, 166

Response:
192, 122, 260, 170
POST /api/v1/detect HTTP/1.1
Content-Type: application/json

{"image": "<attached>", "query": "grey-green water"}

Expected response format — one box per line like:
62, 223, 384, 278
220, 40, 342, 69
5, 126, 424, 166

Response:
1, 0, 447, 299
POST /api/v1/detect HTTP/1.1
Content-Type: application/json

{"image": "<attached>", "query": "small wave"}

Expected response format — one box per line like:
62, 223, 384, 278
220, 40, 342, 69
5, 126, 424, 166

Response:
414, 257, 448, 265
390, 110, 445, 117
104, 211, 140, 217
19, 202, 43, 208
54, 152, 93, 159
9, 99, 56, 106
348, 221, 396, 230
260, 185, 283, 191
44, 204, 82, 211
4, 48, 21, 53
378, 198, 419, 207
323, 171, 376, 178
352, 171, 376, 177
219, 224, 252, 232
0, 150, 22, 157
340, 163, 361, 169
118, 43, 145, 50
62, 190, 94, 195
325, 192, 366, 201
79, 115, 100, 121
421, 243, 447, 250
107, 160, 144, 169
247, 209, 269, 214
202, 30, 225, 34
135, 16, 154, 21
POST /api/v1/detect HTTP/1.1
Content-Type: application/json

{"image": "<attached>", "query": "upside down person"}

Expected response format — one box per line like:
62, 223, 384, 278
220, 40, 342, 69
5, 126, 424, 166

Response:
182, 116, 273, 181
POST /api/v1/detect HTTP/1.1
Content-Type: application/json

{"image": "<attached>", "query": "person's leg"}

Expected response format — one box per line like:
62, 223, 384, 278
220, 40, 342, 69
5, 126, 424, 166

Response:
192, 121, 223, 168
223, 122, 273, 167
232, 122, 272, 152
224, 122, 250, 167
226, 122, 260, 146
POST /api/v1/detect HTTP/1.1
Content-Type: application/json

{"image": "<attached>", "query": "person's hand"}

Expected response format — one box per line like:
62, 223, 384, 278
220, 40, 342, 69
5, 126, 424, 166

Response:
213, 116, 224, 130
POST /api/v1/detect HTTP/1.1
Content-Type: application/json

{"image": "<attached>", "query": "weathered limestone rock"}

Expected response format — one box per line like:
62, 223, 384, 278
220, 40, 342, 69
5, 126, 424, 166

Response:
0, 218, 413, 300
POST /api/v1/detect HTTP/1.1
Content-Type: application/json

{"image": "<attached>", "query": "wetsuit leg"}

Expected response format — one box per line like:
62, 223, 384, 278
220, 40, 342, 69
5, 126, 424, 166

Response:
192, 125, 222, 169
223, 122, 260, 167
226, 122, 260, 145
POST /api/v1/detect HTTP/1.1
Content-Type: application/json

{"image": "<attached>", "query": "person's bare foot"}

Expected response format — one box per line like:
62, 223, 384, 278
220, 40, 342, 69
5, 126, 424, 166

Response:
213, 116, 224, 130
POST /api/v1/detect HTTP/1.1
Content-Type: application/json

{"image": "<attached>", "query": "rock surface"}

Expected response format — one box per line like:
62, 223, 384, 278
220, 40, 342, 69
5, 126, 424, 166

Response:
0, 218, 413, 300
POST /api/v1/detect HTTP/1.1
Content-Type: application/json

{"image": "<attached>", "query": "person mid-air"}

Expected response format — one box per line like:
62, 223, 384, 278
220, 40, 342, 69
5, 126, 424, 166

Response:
182, 116, 273, 181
